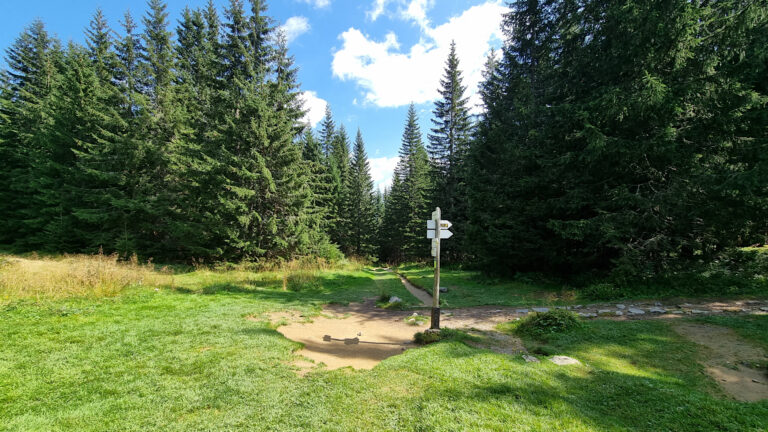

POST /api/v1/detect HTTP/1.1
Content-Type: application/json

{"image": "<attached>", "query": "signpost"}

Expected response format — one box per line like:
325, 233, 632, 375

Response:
427, 207, 452, 330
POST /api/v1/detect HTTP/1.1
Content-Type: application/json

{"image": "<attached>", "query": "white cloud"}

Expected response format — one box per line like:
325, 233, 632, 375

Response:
403, 0, 434, 28
299, 0, 330, 8
300, 91, 328, 128
333, 1, 507, 111
368, 0, 393, 21
281, 16, 310, 43
369, 156, 399, 192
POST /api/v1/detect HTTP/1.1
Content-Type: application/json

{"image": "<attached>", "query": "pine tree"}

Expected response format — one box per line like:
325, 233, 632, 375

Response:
381, 104, 431, 262
428, 41, 473, 261
345, 129, 377, 257
0, 20, 61, 248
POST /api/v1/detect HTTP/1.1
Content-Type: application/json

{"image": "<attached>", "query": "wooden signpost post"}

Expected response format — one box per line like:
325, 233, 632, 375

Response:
427, 207, 452, 330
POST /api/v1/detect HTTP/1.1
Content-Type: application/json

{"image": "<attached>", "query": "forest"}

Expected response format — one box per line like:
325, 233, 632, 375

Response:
1, 0, 766, 283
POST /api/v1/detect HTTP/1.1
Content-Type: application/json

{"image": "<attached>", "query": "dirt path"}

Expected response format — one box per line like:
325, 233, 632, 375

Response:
266, 300, 426, 373
673, 323, 768, 402
391, 270, 432, 306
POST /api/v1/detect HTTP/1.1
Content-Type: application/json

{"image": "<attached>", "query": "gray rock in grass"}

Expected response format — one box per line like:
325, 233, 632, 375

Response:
649, 307, 667, 314
522, 355, 540, 363
388, 296, 402, 303
628, 308, 646, 315
549, 356, 581, 366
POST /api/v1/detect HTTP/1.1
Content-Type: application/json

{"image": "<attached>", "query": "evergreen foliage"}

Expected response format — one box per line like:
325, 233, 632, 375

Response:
380, 104, 432, 262
467, 0, 768, 278
427, 41, 473, 262
0, 1, 330, 262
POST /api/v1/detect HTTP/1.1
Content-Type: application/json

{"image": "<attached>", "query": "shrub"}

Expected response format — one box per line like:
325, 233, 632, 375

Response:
516, 309, 582, 340
413, 328, 474, 345
285, 270, 321, 292
582, 282, 621, 300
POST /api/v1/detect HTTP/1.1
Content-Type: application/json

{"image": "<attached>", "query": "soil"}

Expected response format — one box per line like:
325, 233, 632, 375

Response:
673, 323, 768, 402
262, 300, 531, 373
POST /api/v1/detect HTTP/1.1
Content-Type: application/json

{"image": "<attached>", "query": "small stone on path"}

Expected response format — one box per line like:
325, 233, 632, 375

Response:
573, 305, 583, 309
532, 307, 549, 313
549, 356, 581, 366
649, 307, 667, 314
760, 307, 768, 312
615, 311, 623, 316
578, 313, 597, 318
523, 355, 540, 363
516, 309, 529, 314
616, 304, 626, 310
628, 308, 645, 315
598, 309, 614, 316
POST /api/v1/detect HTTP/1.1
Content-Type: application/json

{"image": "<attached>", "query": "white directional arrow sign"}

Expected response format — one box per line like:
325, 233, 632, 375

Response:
427, 220, 452, 230
427, 229, 453, 239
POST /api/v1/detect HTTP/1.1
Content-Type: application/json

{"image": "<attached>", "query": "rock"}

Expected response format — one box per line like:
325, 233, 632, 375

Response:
573, 305, 583, 309
578, 312, 597, 318
691, 309, 708, 314
616, 304, 626, 310
532, 307, 549, 313
516, 309, 529, 314
741, 308, 751, 313
388, 296, 402, 303
615, 311, 623, 316
412, 312, 419, 316
408, 318, 416, 323
760, 307, 768, 312
654, 302, 662, 307
670, 310, 684, 315
649, 307, 667, 314
753, 379, 763, 384
522, 355, 540, 363
598, 309, 614, 316
679, 303, 693, 308
628, 308, 645, 315
439, 286, 448, 293
745, 300, 760, 305
549, 356, 581, 366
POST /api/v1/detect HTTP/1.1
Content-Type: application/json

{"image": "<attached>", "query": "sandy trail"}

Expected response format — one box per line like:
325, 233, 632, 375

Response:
269, 301, 427, 372
673, 323, 768, 402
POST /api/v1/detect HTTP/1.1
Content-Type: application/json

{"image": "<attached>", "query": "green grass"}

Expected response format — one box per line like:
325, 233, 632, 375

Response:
2, 260, 768, 431
693, 314, 768, 349
396, 264, 574, 308
397, 263, 768, 307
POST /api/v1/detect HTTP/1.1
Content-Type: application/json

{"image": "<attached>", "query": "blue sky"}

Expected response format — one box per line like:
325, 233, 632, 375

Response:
0, 0, 507, 190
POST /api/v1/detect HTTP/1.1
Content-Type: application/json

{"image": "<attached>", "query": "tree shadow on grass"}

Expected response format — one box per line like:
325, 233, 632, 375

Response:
397, 319, 768, 431
164, 273, 388, 307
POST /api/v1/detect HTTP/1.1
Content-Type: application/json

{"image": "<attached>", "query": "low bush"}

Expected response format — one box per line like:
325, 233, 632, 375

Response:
285, 270, 321, 292
516, 309, 582, 340
413, 328, 475, 345
582, 283, 621, 300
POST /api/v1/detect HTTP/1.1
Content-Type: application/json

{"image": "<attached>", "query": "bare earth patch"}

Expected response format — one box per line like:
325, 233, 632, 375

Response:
673, 323, 768, 402
267, 300, 426, 372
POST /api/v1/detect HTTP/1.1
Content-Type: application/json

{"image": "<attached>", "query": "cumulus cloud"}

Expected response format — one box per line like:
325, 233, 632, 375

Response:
333, 1, 507, 111
369, 156, 400, 192
367, 0, 393, 21
298, 0, 330, 8
301, 91, 328, 128
281, 16, 310, 43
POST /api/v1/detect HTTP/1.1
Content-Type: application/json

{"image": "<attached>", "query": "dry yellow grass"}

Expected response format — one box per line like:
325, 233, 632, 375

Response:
0, 252, 166, 302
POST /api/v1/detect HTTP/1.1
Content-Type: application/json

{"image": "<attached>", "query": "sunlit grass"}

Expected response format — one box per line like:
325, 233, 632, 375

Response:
0, 252, 167, 303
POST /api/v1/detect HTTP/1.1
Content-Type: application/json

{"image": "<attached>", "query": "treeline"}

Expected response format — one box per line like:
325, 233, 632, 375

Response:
0, 0, 382, 262
2, 0, 767, 278
467, 0, 768, 277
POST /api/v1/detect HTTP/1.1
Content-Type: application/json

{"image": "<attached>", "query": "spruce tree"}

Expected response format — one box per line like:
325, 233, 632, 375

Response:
345, 129, 377, 257
381, 104, 431, 262
428, 41, 472, 261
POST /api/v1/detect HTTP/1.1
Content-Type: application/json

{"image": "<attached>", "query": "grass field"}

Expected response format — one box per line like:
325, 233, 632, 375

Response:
1, 254, 767, 431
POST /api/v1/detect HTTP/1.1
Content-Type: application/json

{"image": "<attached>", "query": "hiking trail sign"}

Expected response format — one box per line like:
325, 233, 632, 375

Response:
427, 207, 452, 329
